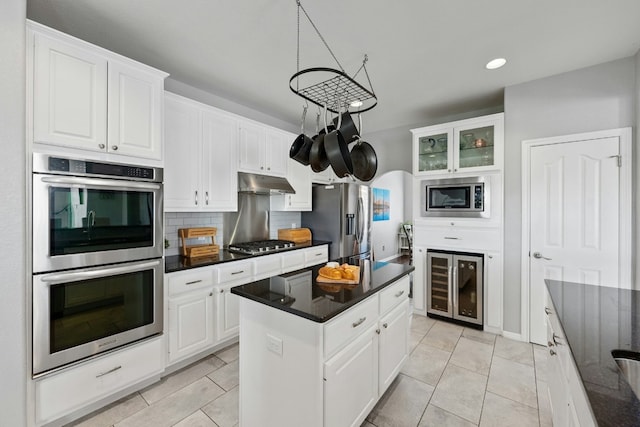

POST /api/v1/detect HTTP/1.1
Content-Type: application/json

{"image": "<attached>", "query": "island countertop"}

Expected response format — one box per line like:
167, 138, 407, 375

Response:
545, 279, 640, 426
231, 257, 414, 323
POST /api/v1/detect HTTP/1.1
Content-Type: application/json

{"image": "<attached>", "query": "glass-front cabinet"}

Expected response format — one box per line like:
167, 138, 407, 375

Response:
412, 113, 504, 176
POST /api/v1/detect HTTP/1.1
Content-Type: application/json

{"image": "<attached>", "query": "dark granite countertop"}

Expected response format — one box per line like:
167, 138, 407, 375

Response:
165, 240, 331, 273
545, 280, 640, 427
231, 256, 414, 323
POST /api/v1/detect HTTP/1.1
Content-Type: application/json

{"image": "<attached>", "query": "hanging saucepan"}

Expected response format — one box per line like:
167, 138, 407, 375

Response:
324, 106, 354, 178
350, 115, 377, 181
332, 110, 359, 144
289, 105, 314, 166
309, 104, 331, 172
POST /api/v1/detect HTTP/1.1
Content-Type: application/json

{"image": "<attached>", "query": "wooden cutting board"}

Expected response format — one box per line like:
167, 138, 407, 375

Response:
278, 228, 312, 243
316, 266, 360, 285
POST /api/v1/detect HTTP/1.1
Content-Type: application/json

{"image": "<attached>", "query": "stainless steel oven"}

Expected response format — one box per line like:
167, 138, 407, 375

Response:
33, 259, 163, 375
32, 153, 163, 273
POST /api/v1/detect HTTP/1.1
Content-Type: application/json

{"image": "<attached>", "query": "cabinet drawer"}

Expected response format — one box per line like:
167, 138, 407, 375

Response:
379, 276, 410, 315
324, 296, 378, 358
421, 226, 500, 251
282, 250, 305, 272
304, 245, 328, 266
36, 338, 163, 424
253, 254, 283, 280
218, 260, 254, 284
167, 268, 217, 297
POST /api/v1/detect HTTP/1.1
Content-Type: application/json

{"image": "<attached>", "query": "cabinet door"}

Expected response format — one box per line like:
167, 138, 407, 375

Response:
411, 247, 426, 314
107, 60, 163, 159
201, 109, 238, 211
324, 326, 378, 427
168, 290, 215, 364
238, 121, 266, 174
164, 94, 201, 210
277, 159, 312, 211
264, 128, 289, 177
484, 252, 502, 332
453, 114, 503, 173
33, 33, 108, 151
216, 285, 240, 341
452, 254, 483, 325
413, 129, 453, 175
379, 299, 409, 395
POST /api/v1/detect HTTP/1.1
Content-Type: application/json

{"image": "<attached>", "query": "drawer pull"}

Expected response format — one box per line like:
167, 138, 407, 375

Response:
352, 317, 366, 328
231, 270, 245, 275
544, 307, 551, 315
96, 365, 122, 378
395, 290, 405, 298
548, 341, 555, 348
383, 323, 388, 329
185, 279, 202, 285
553, 333, 562, 344
549, 349, 557, 356
375, 329, 380, 334
314, 253, 322, 256
444, 237, 459, 240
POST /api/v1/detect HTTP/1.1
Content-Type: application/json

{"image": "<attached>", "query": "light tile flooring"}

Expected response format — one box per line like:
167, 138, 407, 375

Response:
68, 315, 551, 427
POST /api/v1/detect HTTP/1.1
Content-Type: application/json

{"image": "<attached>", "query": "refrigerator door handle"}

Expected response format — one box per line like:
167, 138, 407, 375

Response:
356, 197, 364, 243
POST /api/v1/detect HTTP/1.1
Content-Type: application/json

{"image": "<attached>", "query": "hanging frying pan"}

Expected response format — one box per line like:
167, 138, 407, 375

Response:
324, 108, 354, 178
350, 115, 377, 181
332, 111, 359, 144
289, 105, 314, 165
309, 105, 331, 172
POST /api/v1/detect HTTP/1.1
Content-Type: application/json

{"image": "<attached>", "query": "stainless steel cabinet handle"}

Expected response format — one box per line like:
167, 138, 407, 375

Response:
375, 328, 380, 334
96, 365, 122, 378
444, 237, 459, 240
549, 349, 557, 356
231, 270, 244, 275
553, 333, 562, 344
195, 190, 198, 205
98, 143, 106, 149
533, 252, 552, 260
544, 307, 551, 315
352, 317, 366, 328
383, 323, 388, 329
219, 289, 224, 293
205, 191, 209, 205
111, 145, 118, 151
548, 341, 555, 347
395, 290, 405, 298
185, 280, 202, 285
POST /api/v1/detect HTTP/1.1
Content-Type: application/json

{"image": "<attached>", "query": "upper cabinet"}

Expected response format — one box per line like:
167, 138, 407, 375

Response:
238, 121, 288, 177
164, 92, 238, 212
28, 21, 168, 162
271, 156, 312, 211
411, 113, 504, 176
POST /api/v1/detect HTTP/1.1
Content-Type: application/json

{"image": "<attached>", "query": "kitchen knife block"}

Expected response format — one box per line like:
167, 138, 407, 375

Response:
179, 227, 219, 258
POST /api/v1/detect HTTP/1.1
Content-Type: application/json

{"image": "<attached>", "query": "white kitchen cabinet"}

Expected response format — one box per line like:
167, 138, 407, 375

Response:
411, 246, 427, 315
271, 157, 312, 211
164, 91, 238, 211
411, 113, 503, 176
311, 167, 348, 184
35, 337, 163, 426
304, 245, 329, 267
238, 120, 288, 177
168, 289, 215, 364
484, 251, 503, 334
29, 21, 167, 161
215, 283, 240, 341
324, 325, 379, 427
378, 299, 410, 395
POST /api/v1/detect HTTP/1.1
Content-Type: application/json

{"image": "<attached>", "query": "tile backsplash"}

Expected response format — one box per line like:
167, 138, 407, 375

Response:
164, 211, 302, 256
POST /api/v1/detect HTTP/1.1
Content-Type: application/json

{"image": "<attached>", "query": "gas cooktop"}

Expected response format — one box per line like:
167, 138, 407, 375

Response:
227, 239, 296, 255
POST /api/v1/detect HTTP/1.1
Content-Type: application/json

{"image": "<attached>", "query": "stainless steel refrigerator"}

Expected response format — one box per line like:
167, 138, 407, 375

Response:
301, 183, 372, 260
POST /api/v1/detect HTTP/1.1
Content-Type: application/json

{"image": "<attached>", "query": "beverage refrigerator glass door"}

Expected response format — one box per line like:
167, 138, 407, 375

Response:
32, 154, 163, 273
32, 259, 163, 376
420, 176, 490, 218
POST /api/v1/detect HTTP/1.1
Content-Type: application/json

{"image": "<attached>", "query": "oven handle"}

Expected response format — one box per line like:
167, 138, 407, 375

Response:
40, 176, 161, 191
40, 260, 161, 284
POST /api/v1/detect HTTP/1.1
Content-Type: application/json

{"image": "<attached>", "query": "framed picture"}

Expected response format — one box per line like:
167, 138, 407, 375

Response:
372, 188, 390, 221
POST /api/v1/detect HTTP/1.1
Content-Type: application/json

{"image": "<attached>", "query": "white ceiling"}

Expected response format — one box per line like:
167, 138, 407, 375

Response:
26, 0, 640, 133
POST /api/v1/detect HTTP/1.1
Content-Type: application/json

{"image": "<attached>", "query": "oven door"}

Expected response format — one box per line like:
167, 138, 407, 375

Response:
33, 259, 163, 376
33, 174, 163, 273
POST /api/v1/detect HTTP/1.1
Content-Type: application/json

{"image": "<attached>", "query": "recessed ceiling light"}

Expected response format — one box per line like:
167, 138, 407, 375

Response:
486, 58, 507, 70
350, 100, 363, 108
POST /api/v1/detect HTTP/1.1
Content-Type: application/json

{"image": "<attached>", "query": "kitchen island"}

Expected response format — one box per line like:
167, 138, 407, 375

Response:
545, 280, 640, 427
231, 258, 414, 427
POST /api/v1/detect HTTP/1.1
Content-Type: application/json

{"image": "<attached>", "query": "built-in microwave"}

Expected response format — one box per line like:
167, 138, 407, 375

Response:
421, 176, 490, 218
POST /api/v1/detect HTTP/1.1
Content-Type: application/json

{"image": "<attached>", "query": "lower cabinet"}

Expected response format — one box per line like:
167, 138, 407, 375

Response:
238, 274, 411, 427
215, 283, 240, 341
168, 290, 215, 364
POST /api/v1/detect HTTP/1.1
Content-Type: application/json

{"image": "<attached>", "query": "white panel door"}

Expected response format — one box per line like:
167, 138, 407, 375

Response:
164, 94, 201, 210
529, 137, 620, 344
378, 300, 409, 396
264, 128, 289, 177
238, 121, 266, 174
168, 291, 215, 363
108, 60, 163, 159
201, 109, 238, 211
33, 33, 108, 150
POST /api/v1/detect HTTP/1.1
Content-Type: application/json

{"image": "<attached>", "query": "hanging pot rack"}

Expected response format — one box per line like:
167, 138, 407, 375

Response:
289, 1, 377, 114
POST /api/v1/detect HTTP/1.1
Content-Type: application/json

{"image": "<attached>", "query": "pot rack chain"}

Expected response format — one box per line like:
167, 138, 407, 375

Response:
291, 0, 377, 114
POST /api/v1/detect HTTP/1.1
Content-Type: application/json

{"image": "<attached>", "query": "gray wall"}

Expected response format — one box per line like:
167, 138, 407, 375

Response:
0, 0, 27, 424
503, 56, 637, 334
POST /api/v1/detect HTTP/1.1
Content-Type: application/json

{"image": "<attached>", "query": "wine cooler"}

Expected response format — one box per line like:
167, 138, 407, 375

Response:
427, 250, 483, 326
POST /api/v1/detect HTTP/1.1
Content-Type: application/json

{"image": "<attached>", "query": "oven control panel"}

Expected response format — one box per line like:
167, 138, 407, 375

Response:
41, 155, 160, 182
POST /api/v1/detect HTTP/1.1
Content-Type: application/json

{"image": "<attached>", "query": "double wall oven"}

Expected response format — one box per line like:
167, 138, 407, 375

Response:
32, 154, 164, 376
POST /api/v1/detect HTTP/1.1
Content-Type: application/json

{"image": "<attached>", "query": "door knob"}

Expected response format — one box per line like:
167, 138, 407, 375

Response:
532, 252, 552, 260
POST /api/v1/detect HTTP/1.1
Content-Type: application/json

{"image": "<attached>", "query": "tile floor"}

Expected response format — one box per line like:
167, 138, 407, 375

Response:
68, 315, 551, 427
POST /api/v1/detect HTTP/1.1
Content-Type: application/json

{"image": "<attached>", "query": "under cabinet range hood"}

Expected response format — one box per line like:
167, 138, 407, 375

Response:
238, 172, 295, 195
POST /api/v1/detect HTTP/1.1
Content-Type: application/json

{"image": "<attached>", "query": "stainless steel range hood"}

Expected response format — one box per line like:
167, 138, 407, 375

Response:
238, 172, 295, 195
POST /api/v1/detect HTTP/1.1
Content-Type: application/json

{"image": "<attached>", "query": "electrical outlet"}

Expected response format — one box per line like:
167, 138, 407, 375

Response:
291, 223, 297, 228
266, 334, 283, 356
